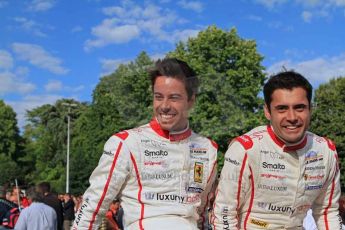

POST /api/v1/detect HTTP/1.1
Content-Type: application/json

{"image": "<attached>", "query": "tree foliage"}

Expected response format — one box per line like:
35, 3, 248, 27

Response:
169, 26, 266, 156
22, 99, 87, 193
0, 100, 22, 185
310, 77, 345, 188
69, 52, 154, 193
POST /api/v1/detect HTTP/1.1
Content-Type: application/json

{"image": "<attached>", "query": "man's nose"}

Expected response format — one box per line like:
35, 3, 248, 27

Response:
286, 109, 297, 122
161, 99, 171, 112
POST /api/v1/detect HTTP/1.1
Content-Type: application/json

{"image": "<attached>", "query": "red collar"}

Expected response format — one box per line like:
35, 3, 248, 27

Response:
267, 125, 307, 151
149, 118, 192, 141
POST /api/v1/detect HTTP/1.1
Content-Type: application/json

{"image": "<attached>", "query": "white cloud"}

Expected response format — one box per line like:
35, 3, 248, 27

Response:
0, 50, 13, 69
100, 58, 127, 76
254, 0, 288, 9
302, 11, 313, 22
27, 0, 56, 12
85, 1, 196, 50
0, 71, 36, 95
258, 0, 345, 21
13, 17, 47, 37
12, 43, 69, 75
171, 29, 199, 43
150, 53, 166, 61
333, 0, 345, 6
45, 80, 62, 92
85, 19, 140, 50
6, 94, 63, 130
266, 53, 345, 87
178, 0, 203, 13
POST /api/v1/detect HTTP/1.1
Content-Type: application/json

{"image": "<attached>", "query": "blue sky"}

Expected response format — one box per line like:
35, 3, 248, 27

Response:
1, 0, 345, 129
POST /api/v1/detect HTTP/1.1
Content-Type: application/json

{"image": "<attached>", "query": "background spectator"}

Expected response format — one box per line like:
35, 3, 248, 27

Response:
36, 182, 63, 230
63, 193, 74, 230
14, 186, 57, 230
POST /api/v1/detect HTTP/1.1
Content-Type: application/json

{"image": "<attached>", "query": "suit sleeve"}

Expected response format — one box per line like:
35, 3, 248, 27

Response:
72, 134, 132, 230
312, 141, 342, 230
211, 140, 251, 230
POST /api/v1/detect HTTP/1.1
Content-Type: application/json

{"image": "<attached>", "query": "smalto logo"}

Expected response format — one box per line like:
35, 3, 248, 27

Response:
262, 162, 285, 170
144, 149, 168, 157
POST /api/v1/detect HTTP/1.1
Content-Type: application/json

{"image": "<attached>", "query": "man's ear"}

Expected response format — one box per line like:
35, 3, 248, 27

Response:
264, 104, 271, 121
188, 94, 196, 109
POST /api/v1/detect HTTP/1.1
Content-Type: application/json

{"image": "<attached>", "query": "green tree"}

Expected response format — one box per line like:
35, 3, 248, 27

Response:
169, 26, 266, 164
70, 52, 154, 193
22, 99, 86, 192
310, 77, 345, 189
0, 100, 22, 185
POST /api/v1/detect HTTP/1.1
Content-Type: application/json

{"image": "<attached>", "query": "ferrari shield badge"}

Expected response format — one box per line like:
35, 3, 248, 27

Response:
194, 162, 203, 183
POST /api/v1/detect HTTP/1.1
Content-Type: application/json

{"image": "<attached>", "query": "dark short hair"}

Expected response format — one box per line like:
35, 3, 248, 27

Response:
37, 182, 51, 194
27, 186, 44, 202
149, 58, 199, 100
263, 71, 313, 110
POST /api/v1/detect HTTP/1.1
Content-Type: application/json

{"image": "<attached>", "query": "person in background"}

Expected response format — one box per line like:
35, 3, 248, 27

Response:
105, 199, 123, 230
63, 193, 75, 230
14, 186, 57, 230
0, 185, 18, 229
36, 182, 63, 230
73, 58, 218, 230
212, 71, 341, 229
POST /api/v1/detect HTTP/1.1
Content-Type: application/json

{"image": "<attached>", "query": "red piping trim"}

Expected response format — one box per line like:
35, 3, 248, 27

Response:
130, 153, 144, 230
88, 142, 123, 230
323, 177, 336, 230
236, 153, 248, 229
244, 166, 254, 229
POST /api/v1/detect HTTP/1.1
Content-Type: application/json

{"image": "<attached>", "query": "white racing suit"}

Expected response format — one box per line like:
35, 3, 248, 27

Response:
72, 119, 218, 230
212, 125, 341, 230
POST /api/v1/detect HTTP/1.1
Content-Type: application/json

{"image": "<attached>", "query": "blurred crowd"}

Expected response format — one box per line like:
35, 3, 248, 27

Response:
0, 182, 123, 230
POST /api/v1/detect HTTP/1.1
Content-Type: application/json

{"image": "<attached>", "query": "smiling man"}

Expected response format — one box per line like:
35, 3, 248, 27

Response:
72, 58, 218, 230
212, 71, 341, 229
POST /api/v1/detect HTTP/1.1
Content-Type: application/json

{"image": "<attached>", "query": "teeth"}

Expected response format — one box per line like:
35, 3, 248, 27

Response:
161, 114, 174, 119
285, 125, 298, 129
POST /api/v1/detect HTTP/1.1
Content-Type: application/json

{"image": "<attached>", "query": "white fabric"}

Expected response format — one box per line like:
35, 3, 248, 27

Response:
73, 120, 218, 230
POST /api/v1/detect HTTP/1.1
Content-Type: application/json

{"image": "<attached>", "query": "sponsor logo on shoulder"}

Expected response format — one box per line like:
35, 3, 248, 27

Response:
103, 150, 113, 156
141, 139, 167, 147
225, 157, 240, 166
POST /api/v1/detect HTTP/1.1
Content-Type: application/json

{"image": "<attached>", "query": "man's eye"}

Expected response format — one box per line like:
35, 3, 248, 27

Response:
154, 95, 163, 100
295, 105, 307, 112
276, 106, 287, 112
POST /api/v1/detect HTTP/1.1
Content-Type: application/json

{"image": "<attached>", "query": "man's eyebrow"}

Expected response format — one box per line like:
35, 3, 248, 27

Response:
274, 105, 288, 109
